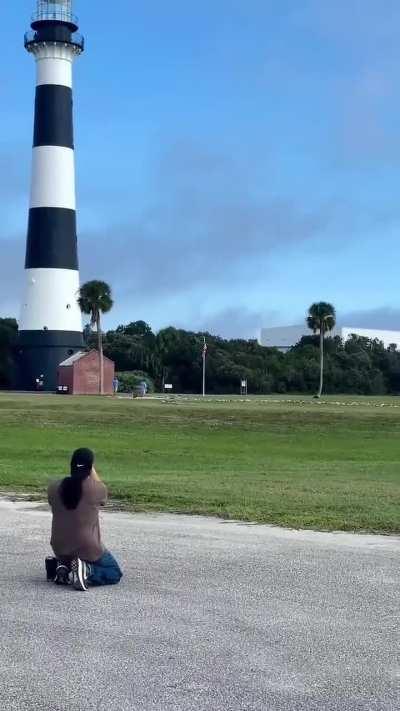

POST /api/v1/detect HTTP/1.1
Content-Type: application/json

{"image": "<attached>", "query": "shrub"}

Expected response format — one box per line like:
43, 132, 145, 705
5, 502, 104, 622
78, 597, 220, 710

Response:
116, 371, 154, 394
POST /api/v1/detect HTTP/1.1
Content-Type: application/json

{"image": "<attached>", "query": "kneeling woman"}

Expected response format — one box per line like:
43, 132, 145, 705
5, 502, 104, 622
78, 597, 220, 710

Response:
47, 448, 123, 591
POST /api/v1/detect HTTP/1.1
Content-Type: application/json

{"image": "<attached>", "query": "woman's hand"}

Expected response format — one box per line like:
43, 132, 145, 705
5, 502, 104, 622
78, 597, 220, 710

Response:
91, 466, 101, 482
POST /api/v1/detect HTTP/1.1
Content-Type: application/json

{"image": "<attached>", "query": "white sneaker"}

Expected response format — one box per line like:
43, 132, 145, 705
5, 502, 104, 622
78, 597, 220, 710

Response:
71, 558, 89, 591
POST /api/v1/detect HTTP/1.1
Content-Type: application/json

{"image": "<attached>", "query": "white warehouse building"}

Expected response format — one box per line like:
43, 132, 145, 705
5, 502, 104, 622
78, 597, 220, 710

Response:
260, 326, 400, 352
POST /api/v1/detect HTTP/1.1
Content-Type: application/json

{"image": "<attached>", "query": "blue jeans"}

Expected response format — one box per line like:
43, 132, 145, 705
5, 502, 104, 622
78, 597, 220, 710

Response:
87, 550, 123, 586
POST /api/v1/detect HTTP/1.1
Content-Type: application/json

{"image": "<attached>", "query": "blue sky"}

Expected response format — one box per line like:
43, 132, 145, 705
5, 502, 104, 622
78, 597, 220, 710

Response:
1, 0, 400, 338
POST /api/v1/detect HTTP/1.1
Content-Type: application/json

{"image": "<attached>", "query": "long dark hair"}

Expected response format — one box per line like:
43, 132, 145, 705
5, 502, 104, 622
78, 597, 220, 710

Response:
59, 448, 94, 510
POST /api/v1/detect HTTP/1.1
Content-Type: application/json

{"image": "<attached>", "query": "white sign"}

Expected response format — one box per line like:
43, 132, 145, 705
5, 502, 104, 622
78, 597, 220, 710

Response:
241, 380, 247, 387
164, 384, 173, 390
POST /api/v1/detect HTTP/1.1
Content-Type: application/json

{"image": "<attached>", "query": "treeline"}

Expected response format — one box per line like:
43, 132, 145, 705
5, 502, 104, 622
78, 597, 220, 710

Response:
2, 317, 400, 395
94, 321, 400, 395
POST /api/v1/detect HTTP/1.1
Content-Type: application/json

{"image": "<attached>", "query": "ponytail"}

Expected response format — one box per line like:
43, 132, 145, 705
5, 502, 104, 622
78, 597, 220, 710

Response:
59, 448, 95, 510
59, 477, 84, 510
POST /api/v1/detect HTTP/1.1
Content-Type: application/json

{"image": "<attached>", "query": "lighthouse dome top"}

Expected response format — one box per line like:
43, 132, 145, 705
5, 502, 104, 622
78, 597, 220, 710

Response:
27, 0, 84, 50
31, 1, 79, 31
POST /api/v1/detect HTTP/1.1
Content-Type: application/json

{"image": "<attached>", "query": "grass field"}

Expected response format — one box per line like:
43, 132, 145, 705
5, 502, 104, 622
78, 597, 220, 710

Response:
0, 392, 399, 533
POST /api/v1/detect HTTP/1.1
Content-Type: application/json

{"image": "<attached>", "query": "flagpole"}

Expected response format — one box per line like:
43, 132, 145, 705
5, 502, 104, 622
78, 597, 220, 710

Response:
202, 337, 206, 397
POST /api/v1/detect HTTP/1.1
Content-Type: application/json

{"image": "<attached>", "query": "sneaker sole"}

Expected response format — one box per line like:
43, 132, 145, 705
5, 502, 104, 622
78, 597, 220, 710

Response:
72, 558, 88, 591
54, 566, 70, 585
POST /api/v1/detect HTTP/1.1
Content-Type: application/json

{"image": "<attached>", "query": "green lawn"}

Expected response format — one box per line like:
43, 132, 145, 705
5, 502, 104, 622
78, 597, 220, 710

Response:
0, 392, 399, 533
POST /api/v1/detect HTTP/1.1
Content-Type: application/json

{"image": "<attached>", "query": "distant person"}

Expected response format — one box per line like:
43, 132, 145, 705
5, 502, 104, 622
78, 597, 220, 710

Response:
112, 376, 119, 395
46, 448, 123, 591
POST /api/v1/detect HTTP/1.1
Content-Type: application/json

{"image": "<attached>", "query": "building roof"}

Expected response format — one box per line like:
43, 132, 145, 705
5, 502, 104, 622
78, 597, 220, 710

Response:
59, 351, 87, 367
59, 349, 114, 367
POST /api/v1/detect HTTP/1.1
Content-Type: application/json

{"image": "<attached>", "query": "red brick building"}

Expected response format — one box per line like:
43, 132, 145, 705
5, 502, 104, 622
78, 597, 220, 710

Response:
57, 350, 115, 395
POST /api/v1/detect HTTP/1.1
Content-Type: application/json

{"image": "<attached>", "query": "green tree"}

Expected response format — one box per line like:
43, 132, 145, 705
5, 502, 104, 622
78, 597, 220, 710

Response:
306, 302, 336, 397
78, 280, 113, 394
156, 327, 201, 391
115, 322, 158, 371
116, 321, 153, 338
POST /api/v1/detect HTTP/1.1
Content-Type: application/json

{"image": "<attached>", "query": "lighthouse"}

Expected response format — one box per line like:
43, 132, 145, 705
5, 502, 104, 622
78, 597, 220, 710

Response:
18, 0, 84, 391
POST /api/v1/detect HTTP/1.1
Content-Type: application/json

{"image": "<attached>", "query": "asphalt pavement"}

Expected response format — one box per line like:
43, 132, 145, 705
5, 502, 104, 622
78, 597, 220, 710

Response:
0, 499, 399, 711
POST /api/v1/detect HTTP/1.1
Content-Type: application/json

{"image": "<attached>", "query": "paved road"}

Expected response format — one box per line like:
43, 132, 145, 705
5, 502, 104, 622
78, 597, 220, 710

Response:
0, 500, 399, 711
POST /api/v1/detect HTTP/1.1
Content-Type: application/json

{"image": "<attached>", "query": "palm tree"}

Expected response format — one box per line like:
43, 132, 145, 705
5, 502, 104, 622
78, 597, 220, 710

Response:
307, 302, 336, 398
78, 280, 113, 394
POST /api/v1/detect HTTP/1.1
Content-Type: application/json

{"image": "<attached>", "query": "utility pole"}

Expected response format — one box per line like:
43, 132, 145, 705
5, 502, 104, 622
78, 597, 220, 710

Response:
202, 337, 207, 397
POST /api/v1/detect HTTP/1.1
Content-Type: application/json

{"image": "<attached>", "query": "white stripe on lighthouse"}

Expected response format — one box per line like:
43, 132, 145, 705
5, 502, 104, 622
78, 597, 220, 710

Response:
31, 44, 75, 88
19, 268, 82, 332
30, 146, 76, 210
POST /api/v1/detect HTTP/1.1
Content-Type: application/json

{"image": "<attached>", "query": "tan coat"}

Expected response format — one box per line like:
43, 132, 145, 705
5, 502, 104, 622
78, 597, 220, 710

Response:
48, 476, 107, 562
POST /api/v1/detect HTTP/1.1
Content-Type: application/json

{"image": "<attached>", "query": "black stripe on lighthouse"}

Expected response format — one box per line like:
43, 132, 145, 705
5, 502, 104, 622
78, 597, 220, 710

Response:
33, 85, 74, 148
25, 208, 78, 269
27, 81, 78, 271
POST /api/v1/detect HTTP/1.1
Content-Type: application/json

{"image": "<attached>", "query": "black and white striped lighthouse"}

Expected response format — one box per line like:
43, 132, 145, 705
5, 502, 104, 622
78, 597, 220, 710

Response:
18, 1, 84, 391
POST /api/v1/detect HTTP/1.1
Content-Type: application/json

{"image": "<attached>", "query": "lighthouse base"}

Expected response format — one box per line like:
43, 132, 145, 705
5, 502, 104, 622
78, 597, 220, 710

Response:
17, 330, 84, 392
